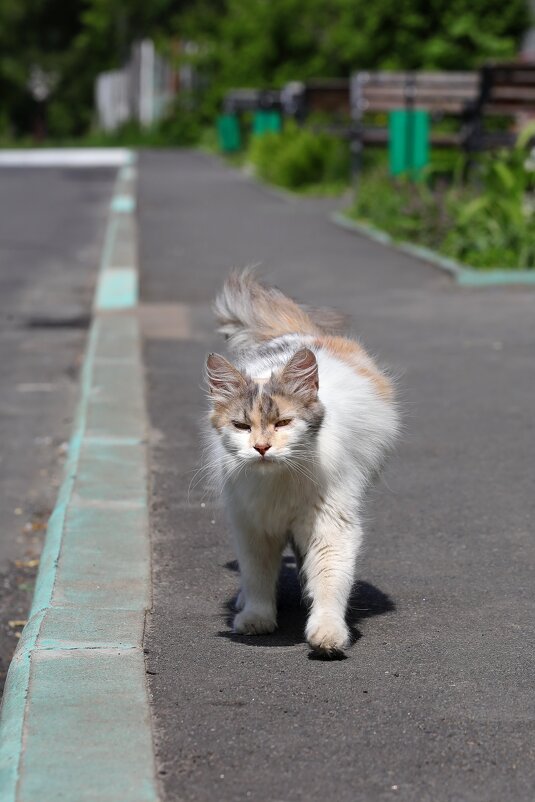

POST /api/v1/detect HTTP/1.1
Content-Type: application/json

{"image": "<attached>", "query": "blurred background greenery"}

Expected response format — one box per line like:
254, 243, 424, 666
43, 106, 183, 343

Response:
0, 0, 531, 141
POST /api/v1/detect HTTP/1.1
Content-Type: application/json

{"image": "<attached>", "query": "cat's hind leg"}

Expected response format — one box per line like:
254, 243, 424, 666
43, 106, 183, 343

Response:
232, 529, 285, 635
297, 514, 362, 657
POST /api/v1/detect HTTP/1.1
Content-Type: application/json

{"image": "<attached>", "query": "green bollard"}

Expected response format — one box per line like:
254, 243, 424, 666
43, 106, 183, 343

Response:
217, 114, 241, 152
252, 110, 268, 135
389, 110, 409, 177
388, 109, 429, 179
410, 109, 429, 178
266, 110, 282, 133
252, 109, 282, 136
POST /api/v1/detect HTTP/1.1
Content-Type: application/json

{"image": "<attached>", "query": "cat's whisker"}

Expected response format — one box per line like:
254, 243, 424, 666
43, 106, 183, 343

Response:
287, 460, 320, 489
189, 453, 239, 499
280, 454, 317, 488
281, 457, 305, 490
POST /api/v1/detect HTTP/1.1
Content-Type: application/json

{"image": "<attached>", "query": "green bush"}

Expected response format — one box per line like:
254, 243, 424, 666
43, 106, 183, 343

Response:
353, 170, 448, 244
247, 121, 350, 192
443, 144, 535, 268
350, 140, 535, 270
65, 100, 205, 148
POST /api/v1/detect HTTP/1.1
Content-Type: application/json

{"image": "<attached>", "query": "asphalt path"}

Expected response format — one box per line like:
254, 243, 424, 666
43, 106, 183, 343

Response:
0, 166, 114, 690
139, 150, 535, 802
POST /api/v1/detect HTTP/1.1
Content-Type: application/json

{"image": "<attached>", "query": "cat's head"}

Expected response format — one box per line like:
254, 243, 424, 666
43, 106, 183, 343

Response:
206, 348, 324, 468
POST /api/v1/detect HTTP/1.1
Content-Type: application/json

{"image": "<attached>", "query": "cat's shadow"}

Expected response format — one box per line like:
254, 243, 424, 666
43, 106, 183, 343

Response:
217, 554, 395, 655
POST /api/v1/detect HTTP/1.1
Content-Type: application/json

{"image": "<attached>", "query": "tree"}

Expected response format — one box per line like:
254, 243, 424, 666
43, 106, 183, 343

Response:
0, 0, 191, 137
181, 0, 531, 103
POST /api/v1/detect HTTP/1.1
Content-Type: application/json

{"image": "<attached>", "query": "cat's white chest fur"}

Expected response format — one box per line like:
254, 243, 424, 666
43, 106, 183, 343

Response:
226, 469, 315, 539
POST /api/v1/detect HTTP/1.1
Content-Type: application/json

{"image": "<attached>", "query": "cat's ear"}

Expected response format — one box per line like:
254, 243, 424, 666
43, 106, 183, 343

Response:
206, 353, 247, 401
280, 348, 319, 400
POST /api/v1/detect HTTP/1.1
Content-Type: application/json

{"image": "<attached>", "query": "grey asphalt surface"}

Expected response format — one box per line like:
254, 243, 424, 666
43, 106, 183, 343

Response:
0, 166, 114, 690
139, 150, 535, 802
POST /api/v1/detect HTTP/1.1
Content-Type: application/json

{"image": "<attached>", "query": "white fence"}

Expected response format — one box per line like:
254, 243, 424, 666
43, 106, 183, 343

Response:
95, 40, 176, 131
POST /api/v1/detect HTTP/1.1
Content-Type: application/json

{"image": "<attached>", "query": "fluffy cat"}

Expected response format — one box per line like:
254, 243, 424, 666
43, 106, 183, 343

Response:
204, 270, 398, 657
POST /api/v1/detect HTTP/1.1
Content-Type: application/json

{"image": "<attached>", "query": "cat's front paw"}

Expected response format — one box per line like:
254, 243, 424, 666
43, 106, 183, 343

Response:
306, 614, 350, 658
233, 607, 277, 635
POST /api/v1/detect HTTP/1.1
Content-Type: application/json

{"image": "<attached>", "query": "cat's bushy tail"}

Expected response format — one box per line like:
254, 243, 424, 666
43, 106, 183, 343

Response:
214, 269, 344, 350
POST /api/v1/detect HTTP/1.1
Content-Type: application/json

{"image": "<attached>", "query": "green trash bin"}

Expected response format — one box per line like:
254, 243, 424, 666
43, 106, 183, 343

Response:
388, 109, 429, 179
252, 109, 282, 136
217, 114, 241, 152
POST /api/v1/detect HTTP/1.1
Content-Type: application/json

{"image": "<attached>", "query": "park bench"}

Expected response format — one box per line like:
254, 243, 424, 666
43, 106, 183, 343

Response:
220, 63, 535, 158
349, 64, 535, 163
281, 79, 350, 124
219, 88, 283, 150
223, 88, 281, 114
469, 62, 535, 149
350, 71, 480, 152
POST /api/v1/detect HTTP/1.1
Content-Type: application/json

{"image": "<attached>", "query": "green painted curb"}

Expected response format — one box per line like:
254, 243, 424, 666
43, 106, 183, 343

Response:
95, 268, 138, 310
0, 153, 160, 801
111, 194, 136, 213
330, 211, 535, 287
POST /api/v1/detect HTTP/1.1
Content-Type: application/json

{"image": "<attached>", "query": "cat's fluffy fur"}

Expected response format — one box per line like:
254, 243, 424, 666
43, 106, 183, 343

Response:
205, 270, 398, 657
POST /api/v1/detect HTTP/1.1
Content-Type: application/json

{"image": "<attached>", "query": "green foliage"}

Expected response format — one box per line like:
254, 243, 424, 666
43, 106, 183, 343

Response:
247, 121, 350, 192
351, 143, 535, 270
330, 0, 530, 69
0, 0, 87, 136
182, 0, 530, 108
354, 170, 446, 243
442, 148, 535, 269
0, 102, 207, 149
74, 102, 205, 148
0, 0, 531, 140
0, 0, 192, 138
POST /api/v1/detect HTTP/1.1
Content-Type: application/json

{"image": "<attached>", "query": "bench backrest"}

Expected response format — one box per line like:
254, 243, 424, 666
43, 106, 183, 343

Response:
480, 63, 535, 115
281, 80, 350, 118
224, 88, 281, 113
351, 71, 480, 117
303, 79, 351, 115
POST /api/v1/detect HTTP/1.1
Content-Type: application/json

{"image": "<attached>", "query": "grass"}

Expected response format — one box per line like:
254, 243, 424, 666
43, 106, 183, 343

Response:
348, 146, 535, 271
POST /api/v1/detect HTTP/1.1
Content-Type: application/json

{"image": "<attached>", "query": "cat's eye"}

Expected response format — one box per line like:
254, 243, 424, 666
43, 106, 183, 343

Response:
275, 419, 292, 428
232, 421, 251, 431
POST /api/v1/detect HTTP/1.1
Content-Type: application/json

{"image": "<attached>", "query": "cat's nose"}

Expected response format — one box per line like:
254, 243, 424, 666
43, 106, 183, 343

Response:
254, 443, 271, 456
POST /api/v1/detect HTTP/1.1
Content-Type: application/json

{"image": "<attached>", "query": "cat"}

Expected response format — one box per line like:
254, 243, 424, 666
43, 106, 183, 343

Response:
204, 270, 398, 657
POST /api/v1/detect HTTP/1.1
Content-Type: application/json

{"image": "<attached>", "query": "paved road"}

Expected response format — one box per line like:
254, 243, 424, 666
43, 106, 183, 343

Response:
139, 151, 535, 802
0, 166, 114, 689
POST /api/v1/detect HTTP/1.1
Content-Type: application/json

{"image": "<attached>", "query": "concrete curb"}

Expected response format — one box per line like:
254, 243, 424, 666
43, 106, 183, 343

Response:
330, 211, 535, 287
0, 154, 159, 800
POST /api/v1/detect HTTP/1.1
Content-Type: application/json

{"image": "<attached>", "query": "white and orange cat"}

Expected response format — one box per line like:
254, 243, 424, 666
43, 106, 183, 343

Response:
205, 270, 398, 657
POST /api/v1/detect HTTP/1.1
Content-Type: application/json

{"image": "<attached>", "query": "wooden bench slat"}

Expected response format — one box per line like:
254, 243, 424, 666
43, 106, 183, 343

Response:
412, 71, 479, 84
362, 100, 470, 114
492, 77, 535, 87
357, 71, 478, 85
357, 77, 410, 87
361, 87, 477, 102
485, 103, 535, 114
488, 86, 535, 101
489, 70, 535, 84
358, 95, 406, 108
414, 85, 477, 96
